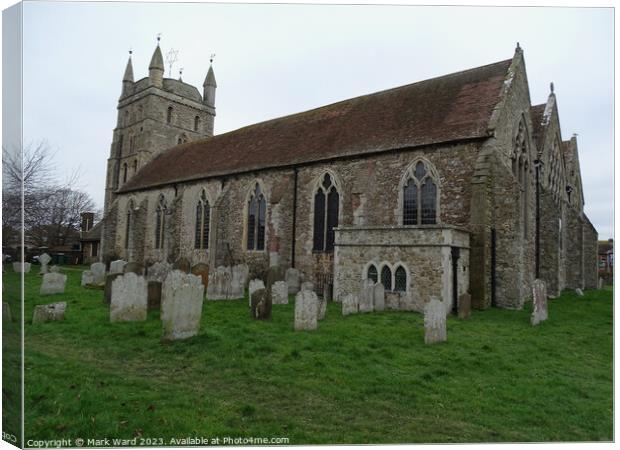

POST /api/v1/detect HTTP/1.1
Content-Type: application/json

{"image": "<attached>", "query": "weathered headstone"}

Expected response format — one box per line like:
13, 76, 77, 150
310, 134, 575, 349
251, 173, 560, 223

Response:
109, 259, 127, 274
598, 277, 604, 290
358, 279, 375, 313
457, 292, 471, 320
294, 290, 318, 331
190, 263, 209, 289
424, 297, 447, 344
286, 268, 301, 295
173, 257, 191, 274
110, 273, 148, 322
317, 297, 327, 320
206, 266, 233, 300
230, 265, 247, 299
38, 253, 51, 274
147, 281, 162, 310
81, 270, 95, 286
264, 266, 286, 291
342, 293, 358, 316
250, 288, 272, 320
531, 279, 548, 326
248, 279, 265, 306
147, 261, 173, 282
301, 281, 314, 292
271, 281, 289, 305
49, 265, 61, 273
103, 273, 122, 304
124, 262, 145, 276
161, 271, 204, 341
3, 302, 11, 323
13, 262, 31, 273
32, 302, 66, 324
373, 282, 385, 312
575, 288, 584, 297
40, 273, 67, 295
90, 262, 106, 284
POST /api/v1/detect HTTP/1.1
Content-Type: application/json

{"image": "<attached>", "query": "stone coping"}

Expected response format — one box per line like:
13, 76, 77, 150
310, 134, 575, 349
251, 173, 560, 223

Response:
334, 224, 470, 234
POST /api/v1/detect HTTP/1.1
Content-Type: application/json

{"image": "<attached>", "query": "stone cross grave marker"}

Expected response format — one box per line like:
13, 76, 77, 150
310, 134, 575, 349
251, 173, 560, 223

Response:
38, 253, 51, 274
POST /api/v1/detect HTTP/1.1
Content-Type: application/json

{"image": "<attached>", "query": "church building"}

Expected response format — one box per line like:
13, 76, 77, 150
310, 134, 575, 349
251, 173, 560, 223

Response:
100, 40, 598, 312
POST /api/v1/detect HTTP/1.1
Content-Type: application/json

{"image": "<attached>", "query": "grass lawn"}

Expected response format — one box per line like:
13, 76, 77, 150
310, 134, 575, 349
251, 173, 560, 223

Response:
7, 266, 613, 444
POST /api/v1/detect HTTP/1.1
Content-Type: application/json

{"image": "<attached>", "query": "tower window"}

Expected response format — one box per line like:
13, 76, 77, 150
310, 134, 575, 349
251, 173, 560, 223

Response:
313, 173, 340, 252
194, 116, 200, 131
246, 183, 266, 251
167, 106, 173, 124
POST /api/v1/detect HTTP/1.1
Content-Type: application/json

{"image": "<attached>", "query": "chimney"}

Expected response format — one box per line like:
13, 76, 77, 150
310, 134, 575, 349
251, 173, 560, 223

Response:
81, 212, 94, 232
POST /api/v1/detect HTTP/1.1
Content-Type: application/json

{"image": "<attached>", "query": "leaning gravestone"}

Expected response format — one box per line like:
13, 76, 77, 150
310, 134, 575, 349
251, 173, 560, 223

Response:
424, 297, 447, 344
575, 288, 584, 297
250, 288, 272, 320
173, 257, 191, 274
191, 263, 209, 289
3, 302, 11, 323
147, 281, 162, 310
32, 302, 66, 324
373, 282, 385, 312
40, 273, 67, 295
147, 261, 173, 282
124, 262, 145, 275
248, 279, 265, 306
38, 253, 51, 274
81, 270, 95, 286
294, 290, 318, 331
531, 279, 548, 326
342, 293, 358, 316
110, 273, 148, 322
458, 292, 471, 320
13, 262, 31, 273
103, 273, 122, 304
271, 281, 289, 305
317, 296, 327, 321
358, 279, 375, 313
301, 281, 314, 292
286, 268, 301, 295
161, 271, 204, 341
206, 266, 233, 300
90, 262, 106, 284
109, 259, 127, 274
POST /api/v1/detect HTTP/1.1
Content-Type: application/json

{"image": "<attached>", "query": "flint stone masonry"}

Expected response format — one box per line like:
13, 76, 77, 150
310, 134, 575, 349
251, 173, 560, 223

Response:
248, 279, 265, 306
271, 281, 289, 305
424, 297, 447, 344
39, 253, 51, 274
124, 262, 145, 275
40, 273, 67, 296
161, 271, 204, 341
458, 293, 471, 319
294, 290, 318, 331
206, 266, 233, 300
32, 302, 66, 324
13, 262, 31, 273
147, 261, 173, 282
531, 279, 548, 326
110, 273, 148, 322
250, 288, 272, 320
3, 303, 11, 322
373, 282, 385, 312
342, 294, 358, 316
110, 259, 127, 274
91, 262, 106, 284
358, 279, 375, 313
286, 268, 301, 295
81, 271, 95, 286
191, 263, 209, 289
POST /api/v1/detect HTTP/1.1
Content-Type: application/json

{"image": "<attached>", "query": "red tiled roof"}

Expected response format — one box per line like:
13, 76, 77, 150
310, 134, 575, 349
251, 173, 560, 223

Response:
119, 58, 513, 193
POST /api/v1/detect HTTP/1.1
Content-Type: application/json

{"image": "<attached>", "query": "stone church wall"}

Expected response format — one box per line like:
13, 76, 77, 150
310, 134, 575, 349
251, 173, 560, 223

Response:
583, 219, 599, 290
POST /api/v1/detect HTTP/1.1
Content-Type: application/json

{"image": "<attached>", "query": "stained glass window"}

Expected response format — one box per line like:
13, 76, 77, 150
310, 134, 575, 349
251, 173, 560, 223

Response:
195, 191, 210, 249
313, 173, 339, 252
247, 184, 266, 251
402, 160, 437, 225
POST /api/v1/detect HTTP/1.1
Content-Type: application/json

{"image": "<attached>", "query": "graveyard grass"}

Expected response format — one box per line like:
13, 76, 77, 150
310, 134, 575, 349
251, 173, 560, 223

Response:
13, 267, 612, 444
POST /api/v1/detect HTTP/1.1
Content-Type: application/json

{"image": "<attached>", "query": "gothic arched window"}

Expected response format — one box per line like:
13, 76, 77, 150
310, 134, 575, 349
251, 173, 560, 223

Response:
313, 173, 340, 252
167, 106, 173, 124
381, 266, 393, 291
367, 264, 378, 283
155, 195, 166, 249
132, 159, 137, 174
194, 116, 200, 131
122, 163, 128, 183
402, 160, 438, 225
125, 201, 133, 250
247, 183, 266, 251
512, 118, 530, 236
395, 266, 407, 292
194, 190, 210, 250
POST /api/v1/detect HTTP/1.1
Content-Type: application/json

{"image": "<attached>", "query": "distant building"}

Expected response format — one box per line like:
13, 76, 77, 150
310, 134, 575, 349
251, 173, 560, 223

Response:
80, 212, 101, 265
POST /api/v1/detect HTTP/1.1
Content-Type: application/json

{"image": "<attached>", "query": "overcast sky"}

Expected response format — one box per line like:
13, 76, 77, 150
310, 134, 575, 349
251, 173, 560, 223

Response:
7, 2, 615, 238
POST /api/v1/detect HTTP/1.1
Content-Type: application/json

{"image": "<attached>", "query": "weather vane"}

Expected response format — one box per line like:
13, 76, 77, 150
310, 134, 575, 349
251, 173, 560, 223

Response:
156, 33, 162, 43
210, 53, 215, 64
165, 48, 180, 77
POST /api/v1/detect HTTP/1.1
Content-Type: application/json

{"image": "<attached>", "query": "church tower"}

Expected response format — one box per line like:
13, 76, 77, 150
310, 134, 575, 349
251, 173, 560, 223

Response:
103, 39, 217, 214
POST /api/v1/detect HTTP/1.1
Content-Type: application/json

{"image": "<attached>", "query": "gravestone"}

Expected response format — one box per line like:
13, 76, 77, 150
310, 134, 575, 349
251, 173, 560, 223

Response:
40, 273, 67, 295
109, 259, 127, 274
147, 281, 162, 310
271, 281, 289, 305
531, 279, 548, 326
49, 265, 61, 273
294, 290, 318, 331
3, 302, 11, 323
301, 281, 314, 292
13, 262, 31, 273
32, 302, 66, 324
161, 271, 204, 341
248, 279, 265, 306
81, 270, 95, 286
147, 261, 173, 282
264, 266, 286, 291
373, 282, 385, 312
124, 262, 145, 275
575, 288, 584, 297
424, 297, 447, 344
110, 273, 148, 322
598, 277, 604, 290
90, 262, 106, 284
458, 292, 471, 320
103, 273, 122, 304
38, 253, 51, 274
358, 279, 375, 313
230, 265, 247, 299
250, 288, 272, 320
317, 297, 327, 320
286, 268, 301, 294
206, 266, 233, 300
173, 257, 191, 274
191, 263, 209, 289
342, 294, 358, 316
